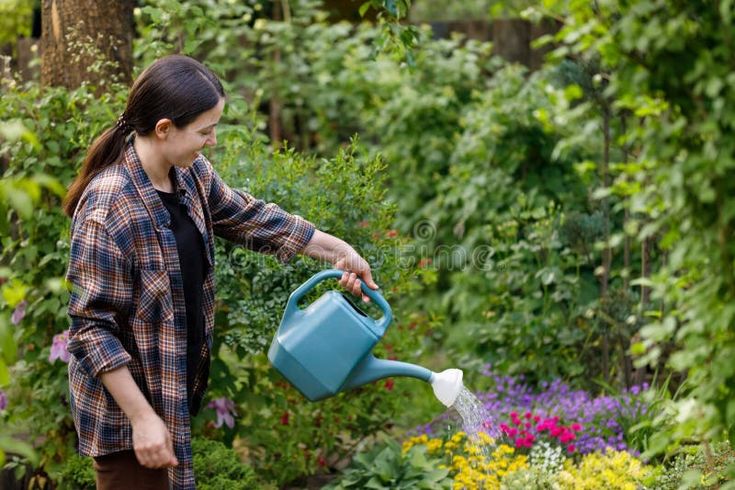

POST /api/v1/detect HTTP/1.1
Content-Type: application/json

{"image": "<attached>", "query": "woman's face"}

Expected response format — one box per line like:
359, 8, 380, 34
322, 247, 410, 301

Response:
160, 97, 225, 167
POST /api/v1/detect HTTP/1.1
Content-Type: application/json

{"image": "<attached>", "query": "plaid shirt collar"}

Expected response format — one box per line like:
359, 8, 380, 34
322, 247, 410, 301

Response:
122, 141, 214, 269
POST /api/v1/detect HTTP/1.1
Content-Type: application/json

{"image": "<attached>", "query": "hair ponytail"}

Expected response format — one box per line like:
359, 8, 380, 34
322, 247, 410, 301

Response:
62, 124, 130, 218
62, 54, 225, 219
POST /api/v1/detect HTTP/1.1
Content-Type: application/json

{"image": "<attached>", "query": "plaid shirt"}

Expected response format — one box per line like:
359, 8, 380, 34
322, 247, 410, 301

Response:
66, 142, 315, 489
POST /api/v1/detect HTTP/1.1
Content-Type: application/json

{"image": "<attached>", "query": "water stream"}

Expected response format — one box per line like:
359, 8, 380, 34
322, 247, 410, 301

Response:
450, 386, 496, 460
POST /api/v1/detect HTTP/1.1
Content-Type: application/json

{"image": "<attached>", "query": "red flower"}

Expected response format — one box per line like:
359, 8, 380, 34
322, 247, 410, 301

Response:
358, 220, 370, 228
418, 257, 432, 268
317, 455, 327, 467
386, 229, 399, 238
567, 444, 576, 453
384, 379, 394, 391
524, 412, 532, 419
280, 411, 290, 425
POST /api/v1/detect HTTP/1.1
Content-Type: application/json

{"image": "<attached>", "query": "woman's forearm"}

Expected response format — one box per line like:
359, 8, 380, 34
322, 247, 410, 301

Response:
302, 229, 354, 264
99, 365, 157, 424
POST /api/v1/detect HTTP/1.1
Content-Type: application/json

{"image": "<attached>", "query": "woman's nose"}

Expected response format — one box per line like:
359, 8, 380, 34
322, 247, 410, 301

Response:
205, 129, 217, 147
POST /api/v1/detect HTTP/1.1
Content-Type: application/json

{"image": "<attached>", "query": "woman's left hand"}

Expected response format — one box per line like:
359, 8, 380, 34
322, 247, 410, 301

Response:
333, 250, 379, 303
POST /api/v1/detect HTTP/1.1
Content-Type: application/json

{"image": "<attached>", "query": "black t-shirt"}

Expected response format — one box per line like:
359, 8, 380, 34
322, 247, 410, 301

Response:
156, 188, 207, 416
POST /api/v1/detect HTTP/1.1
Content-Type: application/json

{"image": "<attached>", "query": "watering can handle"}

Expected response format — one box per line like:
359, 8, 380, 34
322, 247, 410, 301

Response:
285, 269, 393, 334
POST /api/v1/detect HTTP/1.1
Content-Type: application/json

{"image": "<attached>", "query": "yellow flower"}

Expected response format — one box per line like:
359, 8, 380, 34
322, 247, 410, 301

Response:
557, 449, 652, 490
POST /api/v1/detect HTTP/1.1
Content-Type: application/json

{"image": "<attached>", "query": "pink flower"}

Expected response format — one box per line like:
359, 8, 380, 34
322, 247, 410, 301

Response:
507, 427, 518, 438
524, 411, 532, 419
510, 411, 518, 419
11, 300, 27, 325
49, 330, 70, 363
559, 431, 576, 443
207, 397, 236, 428
571, 423, 582, 431
567, 444, 576, 453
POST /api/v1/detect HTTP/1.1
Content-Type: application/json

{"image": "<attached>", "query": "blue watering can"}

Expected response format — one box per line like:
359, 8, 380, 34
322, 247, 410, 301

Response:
268, 269, 463, 406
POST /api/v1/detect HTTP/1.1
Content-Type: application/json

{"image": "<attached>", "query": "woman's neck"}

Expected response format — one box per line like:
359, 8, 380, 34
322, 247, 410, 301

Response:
133, 136, 174, 192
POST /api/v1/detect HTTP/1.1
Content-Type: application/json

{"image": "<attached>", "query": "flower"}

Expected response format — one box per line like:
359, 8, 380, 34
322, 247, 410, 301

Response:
0, 390, 7, 411
280, 411, 290, 425
384, 378, 394, 391
11, 300, 27, 325
49, 330, 70, 363
207, 397, 236, 428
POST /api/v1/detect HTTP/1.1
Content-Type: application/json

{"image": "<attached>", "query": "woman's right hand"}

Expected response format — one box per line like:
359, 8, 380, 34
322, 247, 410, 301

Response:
131, 412, 179, 468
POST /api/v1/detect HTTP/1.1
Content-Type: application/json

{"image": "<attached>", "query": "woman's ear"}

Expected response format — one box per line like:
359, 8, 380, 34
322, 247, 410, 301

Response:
154, 119, 172, 139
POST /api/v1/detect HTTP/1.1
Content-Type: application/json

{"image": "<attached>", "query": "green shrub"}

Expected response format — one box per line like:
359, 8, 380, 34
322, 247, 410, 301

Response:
192, 438, 269, 490
55, 453, 95, 490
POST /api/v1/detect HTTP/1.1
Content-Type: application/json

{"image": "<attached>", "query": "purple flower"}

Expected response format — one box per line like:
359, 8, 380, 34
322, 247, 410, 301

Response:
49, 330, 70, 363
11, 300, 27, 325
0, 390, 7, 411
207, 397, 236, 428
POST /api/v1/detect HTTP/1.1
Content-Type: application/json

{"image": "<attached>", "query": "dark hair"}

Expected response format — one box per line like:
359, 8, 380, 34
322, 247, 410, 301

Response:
63, 55, 225, 217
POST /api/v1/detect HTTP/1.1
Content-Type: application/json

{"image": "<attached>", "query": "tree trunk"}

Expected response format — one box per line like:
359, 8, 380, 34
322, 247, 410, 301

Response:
40, 0, 134, 89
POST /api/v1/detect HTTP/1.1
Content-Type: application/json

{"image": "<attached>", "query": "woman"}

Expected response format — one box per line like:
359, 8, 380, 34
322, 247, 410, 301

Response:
63, 55, 377, 490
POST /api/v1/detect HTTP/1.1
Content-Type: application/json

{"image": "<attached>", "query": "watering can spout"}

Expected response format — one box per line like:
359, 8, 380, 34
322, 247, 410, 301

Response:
342, 355, 433, 391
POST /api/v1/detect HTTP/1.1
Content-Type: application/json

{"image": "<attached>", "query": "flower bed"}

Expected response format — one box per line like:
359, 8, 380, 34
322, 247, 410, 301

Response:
400, 431, 652, 490
415, 369, 649, 455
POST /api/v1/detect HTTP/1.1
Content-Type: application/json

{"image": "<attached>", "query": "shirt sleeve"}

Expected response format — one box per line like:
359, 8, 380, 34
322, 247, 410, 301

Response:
204, 159, 316, 263
66, 214, 133, 378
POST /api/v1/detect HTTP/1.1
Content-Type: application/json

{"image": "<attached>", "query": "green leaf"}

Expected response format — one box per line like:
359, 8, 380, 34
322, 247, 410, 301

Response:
0, 361, 8, 385
0, 437, 37, 465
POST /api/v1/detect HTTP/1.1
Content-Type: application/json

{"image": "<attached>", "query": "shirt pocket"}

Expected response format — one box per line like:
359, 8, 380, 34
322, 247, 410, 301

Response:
134, 268, 175, 323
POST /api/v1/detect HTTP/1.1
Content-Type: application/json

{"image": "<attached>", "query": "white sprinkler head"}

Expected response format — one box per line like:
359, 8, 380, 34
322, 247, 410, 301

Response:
430, 368, 464, 407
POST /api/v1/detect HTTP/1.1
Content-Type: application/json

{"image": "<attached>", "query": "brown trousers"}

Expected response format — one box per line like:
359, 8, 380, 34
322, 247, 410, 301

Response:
93, 450, 170, 490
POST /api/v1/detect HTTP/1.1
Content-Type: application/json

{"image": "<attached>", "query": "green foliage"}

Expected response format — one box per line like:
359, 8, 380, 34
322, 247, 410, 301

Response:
325, 438, 451, 489
521, 0, 735, 453
651, 442, 735, 490
0, 0, 34, 47
55, 453, 95, 490
191, 437, 268, 489
0, 78, 127, 477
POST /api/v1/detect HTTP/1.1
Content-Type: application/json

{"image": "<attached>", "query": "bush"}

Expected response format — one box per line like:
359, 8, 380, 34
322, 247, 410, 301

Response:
191, 438, 269, 489
55, 453, 95, 490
